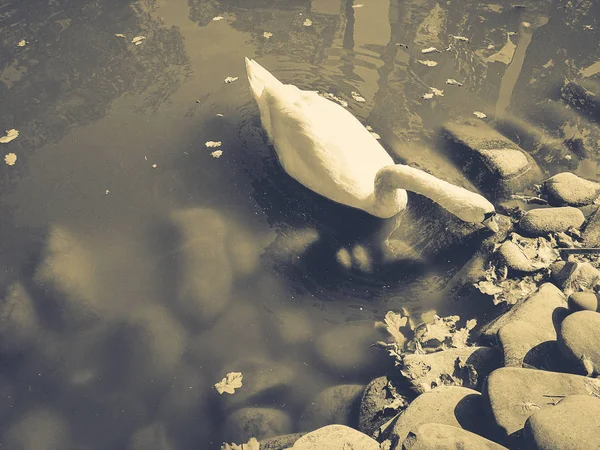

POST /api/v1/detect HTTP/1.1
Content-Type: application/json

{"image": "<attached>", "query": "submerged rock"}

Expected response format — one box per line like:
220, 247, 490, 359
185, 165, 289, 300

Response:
3, 408, 71, 450
128, 423, 173, 450
542, 172, 600, 206
561, 79, 600, 123
223, 407, 292, 442
558, 310, 600, 375
568, 291, 600, 312
483, 367, 600, 443
582, 206, 600, 247
299, 384, 365, 431
260, 432, 305, 450
290, 424, 379, 449
0, 282, 42, 354
403, 423, 508, 450
401, 347, 501, 393
518, 207, 585, 236
391, 386, 488, 444
524, 395, 600, 450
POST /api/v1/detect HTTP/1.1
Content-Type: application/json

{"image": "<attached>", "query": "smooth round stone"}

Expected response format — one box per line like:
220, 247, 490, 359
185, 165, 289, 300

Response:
291, 425, 379, 449
524, 395, 600, 450
260, 432, 305, 450
497, 240, 541, 272
223, 407, 292, 442
568, 291, 600, 312
479, 149, 529, 178
403, 423, 508, 449
558, 310, 600, 375
519, 207, 585, 236
543, 172, 600, 206
299, 384, 365, 431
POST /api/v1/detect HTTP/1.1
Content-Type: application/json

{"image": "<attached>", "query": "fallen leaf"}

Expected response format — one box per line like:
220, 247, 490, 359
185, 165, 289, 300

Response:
131, 36, 146, 45
452, 35, 470, 42
221, 437, 260, 450
382, 311, 408, 345
474, 280, 503, 296
215, 372, 243, 394
205, 141, 222, 148
216, 113, 224, 117
224, 76, 238, 84
365, 125, 373, 131
0, 129, 19, 144
421, 47, 441, 54
115, 33, 126, 38
4, 153, 17, 166
105, 190, 110, 195
16, 39, 28, 47
352, 4, 364, 8
213, 16, 224, 21
473, 111, 487, 119
303, 18, 313, 27
584, 25, 594, 31
421, 92, 434, 99
263, 31, 273, 39
151, 163, 157, 168
370, 131, 381, 140
351, 91, 366, 102
211, 150, 223, 158
430, 87, 444, 96
418, 60, 438, 67
446, 79, 463, 86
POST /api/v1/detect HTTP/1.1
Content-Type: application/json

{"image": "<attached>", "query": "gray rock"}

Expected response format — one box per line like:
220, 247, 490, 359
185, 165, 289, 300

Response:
402, 423, 508, 450
223, 407, 292, 442
299, 384, 365, 431
568, 291, 600, 312
291, 424, 379, 449
496, 240, 544, 273
359, 376, 413, 438
260, 432, 305, 450
542, 172, 600, 206
391, 386, 488, 444
400, 347, 501, 393
479, 283, 568, 343
558, 310, 600, 375
583, 206, 600, 247
519, 207, 585, 236
497, 320, 562, 370
483, 367, 600, 443
524, 395, 600, 450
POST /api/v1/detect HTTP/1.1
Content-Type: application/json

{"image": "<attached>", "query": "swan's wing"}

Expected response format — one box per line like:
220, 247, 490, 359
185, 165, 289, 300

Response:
264, 85, 394, 208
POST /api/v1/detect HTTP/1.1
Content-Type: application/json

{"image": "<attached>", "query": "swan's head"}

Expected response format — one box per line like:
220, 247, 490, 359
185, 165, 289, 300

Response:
481, 210, 500, 233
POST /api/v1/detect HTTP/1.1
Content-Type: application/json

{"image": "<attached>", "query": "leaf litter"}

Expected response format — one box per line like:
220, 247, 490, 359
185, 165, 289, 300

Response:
0, 129, 19, 144
211, 150, 223, 158
221, 437, 259, 450
446, 79, 463, 86
421, 47, 441, 54
4, 153, 17, 166
263, 31, 273, 39
214, 372, 243, 395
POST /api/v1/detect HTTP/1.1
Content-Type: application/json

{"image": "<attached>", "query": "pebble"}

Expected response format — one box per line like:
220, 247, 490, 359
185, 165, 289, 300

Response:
299, 384, 365, 431
403, 423, 508, 450
391, 386, 488, 444
518, 207, 585, 236
558, 310, 600, 375
498, 320, 562, 370
496, 240, 546, 273
568, 291, 600, 312
483, 367, 600, 442
542, 172, 600, 206
290, 424, 379, 449
223, 407, 292, 442
524, 395, 600, 450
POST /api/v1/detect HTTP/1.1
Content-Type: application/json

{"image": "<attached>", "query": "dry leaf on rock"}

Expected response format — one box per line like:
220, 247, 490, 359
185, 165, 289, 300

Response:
0, 129, 19, 144
473, 111, 487, 119
221, 437, 259, 450
351, 91, 366, 102
446, 79, 463, 86
263, 31, 273, 39
224, 76, 238, 84
215, 372, 243, 394
381, 310, 409, 345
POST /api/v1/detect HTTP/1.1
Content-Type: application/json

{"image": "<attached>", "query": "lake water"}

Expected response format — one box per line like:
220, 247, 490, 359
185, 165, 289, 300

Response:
0, 0, 598, 447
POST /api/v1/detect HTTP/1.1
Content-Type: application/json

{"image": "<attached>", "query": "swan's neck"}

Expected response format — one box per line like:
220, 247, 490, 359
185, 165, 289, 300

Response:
373, 164, 493, 223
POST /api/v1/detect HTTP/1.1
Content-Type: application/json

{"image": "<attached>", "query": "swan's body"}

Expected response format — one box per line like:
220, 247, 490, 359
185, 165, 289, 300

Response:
245, 58, 498, 230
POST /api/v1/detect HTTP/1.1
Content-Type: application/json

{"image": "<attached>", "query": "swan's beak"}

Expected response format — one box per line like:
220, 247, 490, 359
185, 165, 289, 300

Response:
482, 215, 499, 233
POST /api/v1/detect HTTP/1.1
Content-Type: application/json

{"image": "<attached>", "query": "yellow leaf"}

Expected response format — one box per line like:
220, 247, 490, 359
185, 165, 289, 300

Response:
215, 372, 243, 395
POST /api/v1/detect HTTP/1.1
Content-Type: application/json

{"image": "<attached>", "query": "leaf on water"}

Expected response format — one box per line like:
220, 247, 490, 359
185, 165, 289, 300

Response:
115, 33, 126, 38
215, 372, 243, 395
213, 16, 224, 21
151, 163, 157, 168
0, 129, 19, 144
224, 76, 239, 84
352, 4, 364, 8
216, 113, 224, 117
446, 79, 463, 86
4, 153, 17, 166
351, 91, 366, 102
473, 111, 487, 119
206, 141, 222, 148
584, 25, 594, 31
421, 47, 441, 54
452, 35, 470, 42
418, 60, 438, 67
221, 437, 259, 450
421, 92, 434, 99
365, 125, 373, 131
321, 92, 348, 107
131, 36, 146, 45
370, 131, 381, 140
16, 39, 28, 47
211, 150, 223, 158
303, 18, 313, 27
475, 280, 503, 296
430, 87, 444, 96
263, 31, 273, 39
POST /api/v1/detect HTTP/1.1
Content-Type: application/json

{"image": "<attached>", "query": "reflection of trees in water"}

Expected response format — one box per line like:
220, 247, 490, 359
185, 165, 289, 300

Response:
0, 0, 190, 154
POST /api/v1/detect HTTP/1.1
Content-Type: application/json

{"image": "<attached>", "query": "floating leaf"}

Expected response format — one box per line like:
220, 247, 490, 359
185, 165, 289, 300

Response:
151, 163, 157, 168
475, 280, 503, 296
216, 113, 224, 117
365, 125, 373, 131
212, 16, 224, 21
263, 31, 273, 39
115, 33, 126, 38
215, 372, 243, 395
211, 150, 223, 158
221, 437, 259, 450
370, 131, 381, 140
421, 92, 434, 99
352, 4, 364, 8
382, 311, 409, 345
0, 129, 19, 144
205, 141, 222, 148
224, 76, 238, 84
452, 35, 470, 42
303, 18, 313, 27
16, 39, 28, 47
418, 60, 438, 67
4, 153, 17, 166
446, 79, 463, 86
421, 47, 441, 54
430, 87, 444, 96
473, 111, 487, 119
351, 91, 366, 102
131, 36, 146, 45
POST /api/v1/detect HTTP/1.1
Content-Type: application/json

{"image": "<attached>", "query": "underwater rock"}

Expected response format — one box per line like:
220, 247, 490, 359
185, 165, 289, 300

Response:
542, 172, 600, 206
3, 408, 71, 450
223, 407, 292, 442
274, 307, 313, 344
497, 320, 562, 370
128, 422, 173, 450
518, 207, 585, 236
583, 206, 600, 247
558, 310, 600, 375
562, 79, 600, 123
403, 423, 508, 450
496, 236, 558, 273
0, 282, 42, 354
523, 395, 600, 450
401, 347, 501, 393
260, 432, 305, 449
391, 386, 488, 444
299, 384, 365, 431
290, 424, 379, 449
568, 291, 600, 312
483, 367, 600, 443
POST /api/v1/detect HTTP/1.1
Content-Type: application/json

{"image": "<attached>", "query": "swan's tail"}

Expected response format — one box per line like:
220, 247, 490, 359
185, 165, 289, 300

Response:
245, 57, 283, 103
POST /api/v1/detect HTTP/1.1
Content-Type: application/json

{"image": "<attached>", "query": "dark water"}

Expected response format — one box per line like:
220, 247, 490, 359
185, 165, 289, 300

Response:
0, 0, 599, 447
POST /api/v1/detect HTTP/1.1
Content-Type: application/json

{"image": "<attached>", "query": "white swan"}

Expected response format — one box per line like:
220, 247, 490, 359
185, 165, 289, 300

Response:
245, 58, 499, 232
